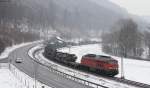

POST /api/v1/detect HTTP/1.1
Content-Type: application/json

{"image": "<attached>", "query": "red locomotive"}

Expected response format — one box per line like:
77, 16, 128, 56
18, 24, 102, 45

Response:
81, 54, 118, 76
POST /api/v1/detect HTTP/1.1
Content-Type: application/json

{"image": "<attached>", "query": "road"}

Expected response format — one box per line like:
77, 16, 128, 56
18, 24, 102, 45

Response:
8, 43, 92, 88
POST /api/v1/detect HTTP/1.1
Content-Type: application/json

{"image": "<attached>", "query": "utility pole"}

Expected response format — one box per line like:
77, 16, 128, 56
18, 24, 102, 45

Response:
121, 47, 125, 79
34, 61, 37, 88
68, 45, 71, 53
121, 56, 124, 79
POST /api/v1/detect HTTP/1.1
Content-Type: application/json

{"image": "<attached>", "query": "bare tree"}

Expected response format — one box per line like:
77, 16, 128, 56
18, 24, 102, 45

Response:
102, 19, 143, 58
144, 31, 150, 58
118, 19, 142, 57
0, 38, 5, 54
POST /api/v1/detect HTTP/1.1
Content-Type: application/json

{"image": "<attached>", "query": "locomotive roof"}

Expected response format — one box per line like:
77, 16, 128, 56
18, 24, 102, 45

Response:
83, 54, 115, 61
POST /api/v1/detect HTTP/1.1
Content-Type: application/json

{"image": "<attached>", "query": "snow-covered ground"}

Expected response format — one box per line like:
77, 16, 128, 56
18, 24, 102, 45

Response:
0, 40, 51, 88
0, 63, 26, 88
0, 63, 51, 88
31, 45, 137, 88
58, 44, 150, 85
0, 69, 26, 88
0, 42, 36, 88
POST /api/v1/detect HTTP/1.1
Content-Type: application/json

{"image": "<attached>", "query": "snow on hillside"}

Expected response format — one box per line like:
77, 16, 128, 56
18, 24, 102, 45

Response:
0, 43, 30, 59
58, 44, 150, 85
0, 41, 41, 59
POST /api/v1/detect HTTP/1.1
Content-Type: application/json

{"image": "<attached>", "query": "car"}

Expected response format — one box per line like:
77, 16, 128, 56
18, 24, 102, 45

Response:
15, 58, 23, 63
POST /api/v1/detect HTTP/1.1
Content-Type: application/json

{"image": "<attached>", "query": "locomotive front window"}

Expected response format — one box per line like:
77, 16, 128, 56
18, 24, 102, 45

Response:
108, 60, 117, 64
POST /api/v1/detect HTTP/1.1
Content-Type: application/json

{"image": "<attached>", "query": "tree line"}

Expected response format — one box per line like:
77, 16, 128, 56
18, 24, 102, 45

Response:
0, 23, 39, 55
102, 19, 150, 59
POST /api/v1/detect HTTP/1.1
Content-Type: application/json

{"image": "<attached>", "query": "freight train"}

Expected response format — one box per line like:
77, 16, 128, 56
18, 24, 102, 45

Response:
44, 45, 119, 77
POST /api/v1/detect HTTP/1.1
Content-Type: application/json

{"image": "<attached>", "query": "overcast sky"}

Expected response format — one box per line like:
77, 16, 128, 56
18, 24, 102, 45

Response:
110, 0, 150, 16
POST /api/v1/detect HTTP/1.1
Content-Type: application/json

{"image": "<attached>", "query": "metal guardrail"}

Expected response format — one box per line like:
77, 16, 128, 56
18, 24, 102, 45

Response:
0, 62, 49, 88
46, 63, 108, 88
28, 46, 108, 88
30, 45, 150, 88
0, 63, 9, 69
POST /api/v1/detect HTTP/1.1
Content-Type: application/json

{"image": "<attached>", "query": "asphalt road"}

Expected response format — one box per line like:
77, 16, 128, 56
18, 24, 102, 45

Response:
8, 43, 93, 88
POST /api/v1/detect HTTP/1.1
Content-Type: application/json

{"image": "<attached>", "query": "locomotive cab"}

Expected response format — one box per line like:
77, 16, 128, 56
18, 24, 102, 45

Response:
81, 54, 119, 76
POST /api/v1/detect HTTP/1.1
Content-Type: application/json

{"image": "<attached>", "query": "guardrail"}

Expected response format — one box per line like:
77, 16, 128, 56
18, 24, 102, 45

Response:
0, 62, 50, 88
30, 45, 150, 88
28, 45, 109, 88
9, 64, 50, 88
48, 66, 108, 88
0, 63, 9, 69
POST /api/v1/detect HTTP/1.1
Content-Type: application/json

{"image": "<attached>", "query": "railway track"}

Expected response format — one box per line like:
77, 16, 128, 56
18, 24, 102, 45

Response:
33, 44, 150, 88
111, 77, 150, 88
47, 58, 150, 88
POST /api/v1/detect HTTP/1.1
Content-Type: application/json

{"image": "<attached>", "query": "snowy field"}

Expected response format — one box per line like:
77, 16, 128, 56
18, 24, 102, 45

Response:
58, 44, 150, 85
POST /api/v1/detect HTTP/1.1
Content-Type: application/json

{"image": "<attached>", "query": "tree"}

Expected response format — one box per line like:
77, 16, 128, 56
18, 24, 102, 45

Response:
144, 31, 150, 58
0, 38, 5, 54
118, 19, 142, 57
102, 19, 143, 58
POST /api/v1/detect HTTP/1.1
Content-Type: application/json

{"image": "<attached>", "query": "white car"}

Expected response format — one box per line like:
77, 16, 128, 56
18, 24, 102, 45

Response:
15, 58, 23, 63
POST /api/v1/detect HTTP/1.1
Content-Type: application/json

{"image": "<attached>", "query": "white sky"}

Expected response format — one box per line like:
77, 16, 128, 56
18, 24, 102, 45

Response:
110, 0, 150, 16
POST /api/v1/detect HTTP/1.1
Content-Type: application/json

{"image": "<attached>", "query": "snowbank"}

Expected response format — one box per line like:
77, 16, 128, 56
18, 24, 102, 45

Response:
28, 45, 43, 59
0, 68, 26, 88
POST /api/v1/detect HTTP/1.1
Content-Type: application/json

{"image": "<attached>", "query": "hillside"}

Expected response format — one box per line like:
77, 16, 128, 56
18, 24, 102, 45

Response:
0, 0, 129, 37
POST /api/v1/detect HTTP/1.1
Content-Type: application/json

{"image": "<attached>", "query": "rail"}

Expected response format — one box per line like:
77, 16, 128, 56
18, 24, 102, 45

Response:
28, 45, 108, 88
30, 45, 150, 88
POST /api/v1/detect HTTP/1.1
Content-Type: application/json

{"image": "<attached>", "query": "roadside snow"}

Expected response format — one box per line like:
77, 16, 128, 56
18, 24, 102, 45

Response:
0, 64, 51, 88
0, 40, 51, 88
0, 68, 26, 88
